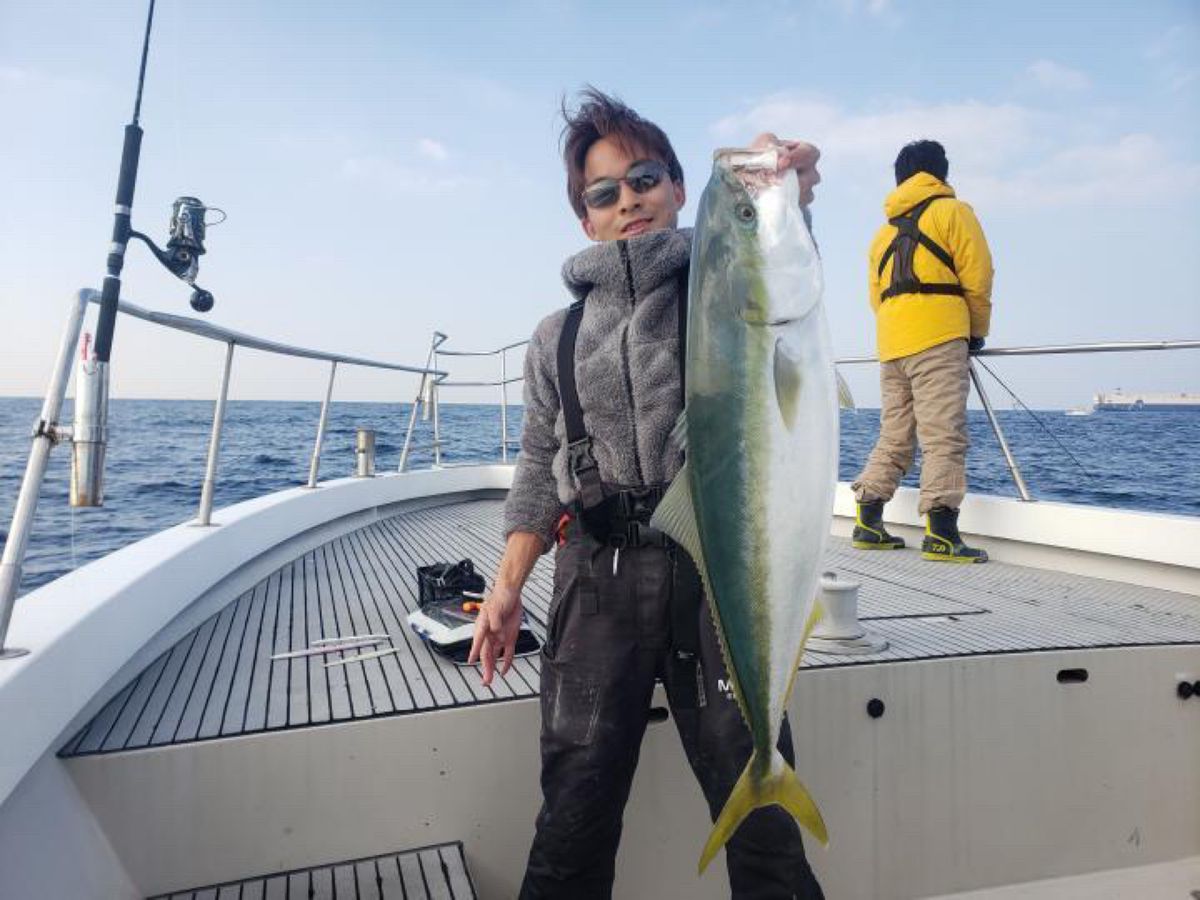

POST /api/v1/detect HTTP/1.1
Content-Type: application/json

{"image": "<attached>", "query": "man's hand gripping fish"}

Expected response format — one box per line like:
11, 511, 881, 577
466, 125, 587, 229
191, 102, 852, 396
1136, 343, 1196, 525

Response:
650, 146, 839, 873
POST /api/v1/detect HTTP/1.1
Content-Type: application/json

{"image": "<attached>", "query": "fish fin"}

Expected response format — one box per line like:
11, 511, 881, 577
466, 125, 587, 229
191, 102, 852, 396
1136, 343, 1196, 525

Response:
836, 369, 856, 410
699, 747, 829, 874
773, 338, 803, 430
802, 601, 823, 648
784, 603, 826, 708
669, 408, 688, 451
650, 464, 707, 575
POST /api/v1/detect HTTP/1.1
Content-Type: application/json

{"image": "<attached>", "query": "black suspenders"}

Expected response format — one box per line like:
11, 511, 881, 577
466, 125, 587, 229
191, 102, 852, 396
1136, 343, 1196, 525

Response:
556, 266, 689, 508
878, 195, 967, 301
555, 264, 702, 705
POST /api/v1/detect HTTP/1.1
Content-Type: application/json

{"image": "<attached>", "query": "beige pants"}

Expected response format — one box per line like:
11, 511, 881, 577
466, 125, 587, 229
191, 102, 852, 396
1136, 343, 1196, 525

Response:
852, 339, 970, 514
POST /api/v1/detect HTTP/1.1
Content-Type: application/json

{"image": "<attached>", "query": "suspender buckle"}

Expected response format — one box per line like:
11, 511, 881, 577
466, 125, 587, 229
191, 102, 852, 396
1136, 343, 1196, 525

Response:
566, 437, 598, 478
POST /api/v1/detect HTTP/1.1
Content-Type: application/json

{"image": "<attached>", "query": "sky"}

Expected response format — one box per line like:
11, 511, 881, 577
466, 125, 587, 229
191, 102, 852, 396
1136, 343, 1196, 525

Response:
1, 0, 1197, 409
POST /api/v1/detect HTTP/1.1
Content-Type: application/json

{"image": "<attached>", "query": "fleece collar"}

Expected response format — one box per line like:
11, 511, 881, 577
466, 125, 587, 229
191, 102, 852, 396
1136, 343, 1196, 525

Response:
562, 227, 692, 303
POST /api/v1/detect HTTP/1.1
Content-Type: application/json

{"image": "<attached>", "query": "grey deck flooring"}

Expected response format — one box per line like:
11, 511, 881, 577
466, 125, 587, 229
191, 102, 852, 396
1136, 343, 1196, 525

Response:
146, 841, 475, 900
61, 498, 1200, 758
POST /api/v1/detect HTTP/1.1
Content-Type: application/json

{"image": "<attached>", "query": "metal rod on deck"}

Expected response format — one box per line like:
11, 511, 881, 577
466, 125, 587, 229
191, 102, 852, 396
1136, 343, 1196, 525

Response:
307, 361, 337, 488
0, 292, 91, 659
500, 349, 509, 463
398, 372, 424, 474
432, 354, 442, 468
969, 360, 1032, 501
399, 332, 446, 472
196, 341, 235, 526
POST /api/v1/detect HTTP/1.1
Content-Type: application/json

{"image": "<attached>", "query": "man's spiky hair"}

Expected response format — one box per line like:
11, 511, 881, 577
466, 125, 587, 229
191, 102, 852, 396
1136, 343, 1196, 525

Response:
561, 87, 684, 219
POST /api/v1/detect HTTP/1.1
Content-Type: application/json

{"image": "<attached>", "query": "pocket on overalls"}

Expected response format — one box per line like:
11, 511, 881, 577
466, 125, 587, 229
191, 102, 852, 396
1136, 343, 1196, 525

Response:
545, 535, 598, 661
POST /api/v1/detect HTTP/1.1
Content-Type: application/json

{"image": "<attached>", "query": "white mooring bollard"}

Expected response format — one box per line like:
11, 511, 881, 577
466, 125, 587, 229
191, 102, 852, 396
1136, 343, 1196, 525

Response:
806, 571, 888, 655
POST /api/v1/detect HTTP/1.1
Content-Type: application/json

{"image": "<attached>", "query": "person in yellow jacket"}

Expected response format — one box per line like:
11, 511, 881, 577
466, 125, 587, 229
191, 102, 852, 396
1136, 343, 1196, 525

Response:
851, 140, 993, 562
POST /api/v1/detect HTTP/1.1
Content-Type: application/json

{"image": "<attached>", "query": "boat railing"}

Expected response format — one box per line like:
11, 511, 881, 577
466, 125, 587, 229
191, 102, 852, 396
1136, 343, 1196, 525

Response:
1, 288, 450, 657
839, 340, 1200, 502
397, 333, 529, 470
1, 288, 1197, 659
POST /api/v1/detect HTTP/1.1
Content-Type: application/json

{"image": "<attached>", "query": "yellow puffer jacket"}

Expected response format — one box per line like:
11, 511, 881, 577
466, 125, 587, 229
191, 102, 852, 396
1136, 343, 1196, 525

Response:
868, 173, 993, 362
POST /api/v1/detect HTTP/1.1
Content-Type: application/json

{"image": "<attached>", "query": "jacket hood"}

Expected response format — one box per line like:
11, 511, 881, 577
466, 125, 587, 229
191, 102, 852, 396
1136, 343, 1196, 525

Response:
562, 227, 692, 302
884, 173, 956, 218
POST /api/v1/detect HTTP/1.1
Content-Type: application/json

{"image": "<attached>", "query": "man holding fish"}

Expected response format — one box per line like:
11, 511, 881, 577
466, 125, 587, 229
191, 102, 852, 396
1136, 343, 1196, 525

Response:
469, 88, 830, 899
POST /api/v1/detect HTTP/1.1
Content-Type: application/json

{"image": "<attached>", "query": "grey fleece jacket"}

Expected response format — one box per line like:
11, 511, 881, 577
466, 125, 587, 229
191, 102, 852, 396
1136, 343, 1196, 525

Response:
503, 228, 692, 546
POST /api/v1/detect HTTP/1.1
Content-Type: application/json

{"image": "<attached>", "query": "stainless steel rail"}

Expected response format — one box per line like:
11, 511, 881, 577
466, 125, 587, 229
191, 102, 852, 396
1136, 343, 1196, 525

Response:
0, 292, 89, 659
400, 337, 530, 471
834, 339, 1200, 365
0, 290, 448, 657
2, 289, 1197, 660
837, 339, 1200, 500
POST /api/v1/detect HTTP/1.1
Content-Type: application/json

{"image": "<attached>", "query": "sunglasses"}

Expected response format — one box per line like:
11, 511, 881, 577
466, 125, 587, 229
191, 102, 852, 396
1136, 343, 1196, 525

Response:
581, 159, 670, 209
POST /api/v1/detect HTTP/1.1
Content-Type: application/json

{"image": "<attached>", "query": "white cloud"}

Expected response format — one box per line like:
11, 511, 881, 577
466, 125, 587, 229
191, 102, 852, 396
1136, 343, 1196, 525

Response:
713, 93, 1200, 210
714, 95, 1040, 172
1143, 25, 1200, 93
1026, 59, 1090, 92
834, 0, 894, 17
339, 156, 471, 194
961, 133, 1200, 208
0, 64, 102, 96
417, 138, 449, 161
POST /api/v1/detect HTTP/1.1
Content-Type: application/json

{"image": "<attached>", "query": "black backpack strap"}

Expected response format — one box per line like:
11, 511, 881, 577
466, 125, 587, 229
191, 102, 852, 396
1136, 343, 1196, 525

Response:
878, 196, 964, 301
558, 266, 690, 515
676, 264, 689, 403
557, 299, 605, 510
669, 260, 703, 706
669, 545, 704, 708
880, 281, 966, 300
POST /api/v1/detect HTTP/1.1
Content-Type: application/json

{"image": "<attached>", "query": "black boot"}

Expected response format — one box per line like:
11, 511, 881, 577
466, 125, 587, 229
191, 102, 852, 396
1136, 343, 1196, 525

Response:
852, 500, 905, 550
922, 507, 988, 563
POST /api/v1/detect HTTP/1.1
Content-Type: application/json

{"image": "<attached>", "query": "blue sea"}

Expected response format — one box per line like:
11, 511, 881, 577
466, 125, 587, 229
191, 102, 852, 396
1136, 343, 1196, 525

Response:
2, 397, 1198, 595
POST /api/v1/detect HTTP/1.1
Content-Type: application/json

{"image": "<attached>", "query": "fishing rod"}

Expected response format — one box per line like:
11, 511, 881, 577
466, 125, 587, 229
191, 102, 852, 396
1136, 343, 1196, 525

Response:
973, 356, 1093, 480
76, 0, 223, 507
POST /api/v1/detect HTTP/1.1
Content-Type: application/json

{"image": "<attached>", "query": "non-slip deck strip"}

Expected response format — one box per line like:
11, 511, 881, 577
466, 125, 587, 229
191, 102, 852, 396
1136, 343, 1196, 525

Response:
61, 498, 1200, 757
146, 841, 476, 900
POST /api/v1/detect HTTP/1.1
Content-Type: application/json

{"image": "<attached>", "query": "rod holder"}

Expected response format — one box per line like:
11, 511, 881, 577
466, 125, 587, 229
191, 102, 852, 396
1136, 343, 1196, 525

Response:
355, 429, 376, 478
807, 571, 888, 656
70, 358, 110, 507
420, 376, 434, 422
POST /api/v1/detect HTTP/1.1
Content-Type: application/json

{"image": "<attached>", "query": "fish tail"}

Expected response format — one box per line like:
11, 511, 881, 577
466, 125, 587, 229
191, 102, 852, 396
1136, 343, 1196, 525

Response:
698, 747, 829, 874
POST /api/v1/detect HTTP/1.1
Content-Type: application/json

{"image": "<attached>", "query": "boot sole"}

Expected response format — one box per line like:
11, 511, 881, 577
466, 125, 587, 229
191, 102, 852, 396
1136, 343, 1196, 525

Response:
852, 541, 904, 550
921, 552, 988, 564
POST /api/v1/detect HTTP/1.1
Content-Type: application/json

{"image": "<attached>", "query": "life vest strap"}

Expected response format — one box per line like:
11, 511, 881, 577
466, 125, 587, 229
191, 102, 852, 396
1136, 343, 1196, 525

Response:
878, 195, 964, 301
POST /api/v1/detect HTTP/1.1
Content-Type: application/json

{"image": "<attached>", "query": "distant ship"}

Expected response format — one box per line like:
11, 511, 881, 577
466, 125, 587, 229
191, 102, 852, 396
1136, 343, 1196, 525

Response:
1092, 390, 1200, 411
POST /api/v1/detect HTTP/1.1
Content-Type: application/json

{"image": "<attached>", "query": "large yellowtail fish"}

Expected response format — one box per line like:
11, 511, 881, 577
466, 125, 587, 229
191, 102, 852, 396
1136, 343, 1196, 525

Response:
650, 146, 838, 872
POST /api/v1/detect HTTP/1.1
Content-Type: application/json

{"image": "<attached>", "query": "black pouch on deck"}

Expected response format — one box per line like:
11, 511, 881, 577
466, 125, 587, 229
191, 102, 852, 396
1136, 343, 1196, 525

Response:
410, 559, 540, 664
417, 560, 486, 607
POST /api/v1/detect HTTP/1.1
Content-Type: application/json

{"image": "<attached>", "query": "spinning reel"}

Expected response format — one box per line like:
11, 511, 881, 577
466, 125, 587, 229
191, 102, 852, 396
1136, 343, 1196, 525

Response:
129, 196, 224, 312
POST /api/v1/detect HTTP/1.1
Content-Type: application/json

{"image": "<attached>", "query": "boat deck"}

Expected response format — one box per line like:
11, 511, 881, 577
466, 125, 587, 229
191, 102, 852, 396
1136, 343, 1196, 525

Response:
60, 497, 1200, 758
147, 841, 475, 899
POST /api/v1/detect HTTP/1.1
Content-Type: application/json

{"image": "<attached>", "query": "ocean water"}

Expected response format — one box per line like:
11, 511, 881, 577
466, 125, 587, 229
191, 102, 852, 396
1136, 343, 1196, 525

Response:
1, 397, 1197, 595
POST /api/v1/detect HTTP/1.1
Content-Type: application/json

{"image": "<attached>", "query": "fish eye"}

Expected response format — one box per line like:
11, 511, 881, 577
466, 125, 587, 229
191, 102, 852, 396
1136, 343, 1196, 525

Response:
735, 203, 756, 223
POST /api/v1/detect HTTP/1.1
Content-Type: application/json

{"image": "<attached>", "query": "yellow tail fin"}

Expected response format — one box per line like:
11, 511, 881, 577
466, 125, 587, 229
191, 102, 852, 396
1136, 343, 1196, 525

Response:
698, 748, 828, 874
